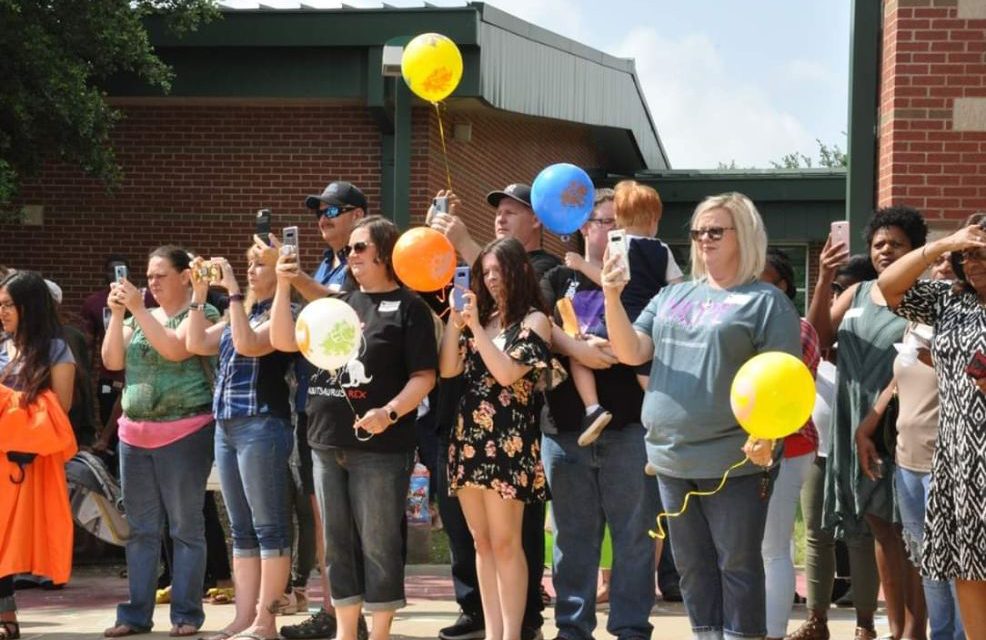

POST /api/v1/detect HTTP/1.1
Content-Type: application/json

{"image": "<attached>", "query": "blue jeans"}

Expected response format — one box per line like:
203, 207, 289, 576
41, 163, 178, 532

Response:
116, 424, 214, 631
895, 467, 964, 640
215, 415, 293, 557
313, 447, 413, 611
657, 471, 773, 640
542, 425, 658, 640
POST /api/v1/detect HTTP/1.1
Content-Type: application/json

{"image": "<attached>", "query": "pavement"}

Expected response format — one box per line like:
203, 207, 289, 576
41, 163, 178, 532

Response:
13, 565, 878, 639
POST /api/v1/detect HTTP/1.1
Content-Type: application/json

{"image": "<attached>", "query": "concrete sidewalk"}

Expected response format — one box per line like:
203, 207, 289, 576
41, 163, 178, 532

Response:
14, 566, 875, 639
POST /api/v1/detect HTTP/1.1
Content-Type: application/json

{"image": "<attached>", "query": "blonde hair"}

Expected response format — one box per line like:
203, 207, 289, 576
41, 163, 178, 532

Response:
614, 180, 662, 228
689, 192, 767, 284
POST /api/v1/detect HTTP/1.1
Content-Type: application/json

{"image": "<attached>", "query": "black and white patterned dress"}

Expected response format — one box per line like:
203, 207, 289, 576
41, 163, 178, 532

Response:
894, 279, 986, 581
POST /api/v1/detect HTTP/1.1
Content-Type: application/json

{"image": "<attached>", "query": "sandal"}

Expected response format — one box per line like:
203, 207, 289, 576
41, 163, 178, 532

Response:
0, 621, 20, 640
170, 624, 199, 637
104, 624, 148, 638
205, 587, 234, 605
198, 632, 233, 640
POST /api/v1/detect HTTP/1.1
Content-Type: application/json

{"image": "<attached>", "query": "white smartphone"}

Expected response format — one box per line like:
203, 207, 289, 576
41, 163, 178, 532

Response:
607, 229, 630, 280
830, 221, 850, 249
282, 225, 299, 255
452, 265, 470, 311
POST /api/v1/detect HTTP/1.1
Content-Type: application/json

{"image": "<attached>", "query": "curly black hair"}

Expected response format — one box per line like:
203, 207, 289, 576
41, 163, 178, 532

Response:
765, 247, 797, 300
836, 254, 878, 283
863, 205, 928, 249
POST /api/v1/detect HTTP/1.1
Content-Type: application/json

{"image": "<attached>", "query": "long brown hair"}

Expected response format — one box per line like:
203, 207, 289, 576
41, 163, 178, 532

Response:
0, 271, 65, 404
473, 237, 547, 328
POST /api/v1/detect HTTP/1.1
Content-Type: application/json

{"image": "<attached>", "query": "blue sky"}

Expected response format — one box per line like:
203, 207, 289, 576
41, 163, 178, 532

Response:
222, 0, 851, 169
484, 0, 852, 168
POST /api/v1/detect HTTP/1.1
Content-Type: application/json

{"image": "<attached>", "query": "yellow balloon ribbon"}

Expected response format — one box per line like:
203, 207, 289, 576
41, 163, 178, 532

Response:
649, 456, 751, 540
435, 101, 453, 193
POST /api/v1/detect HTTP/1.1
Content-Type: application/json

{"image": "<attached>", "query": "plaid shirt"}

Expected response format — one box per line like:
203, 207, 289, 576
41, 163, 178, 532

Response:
213, 299, 273, 420
786, 318, 821, 454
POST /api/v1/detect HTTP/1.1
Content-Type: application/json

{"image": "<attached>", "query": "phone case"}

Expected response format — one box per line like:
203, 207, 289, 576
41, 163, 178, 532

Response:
452, 266, 469, 310
965, 351, 986, 379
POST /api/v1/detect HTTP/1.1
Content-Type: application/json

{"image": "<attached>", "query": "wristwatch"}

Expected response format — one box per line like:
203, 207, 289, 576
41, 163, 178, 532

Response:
189, 302, 207, 312
385, 404, 399, 424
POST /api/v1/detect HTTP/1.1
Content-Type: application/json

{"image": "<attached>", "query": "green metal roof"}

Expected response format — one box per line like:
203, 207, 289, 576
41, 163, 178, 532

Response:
116, 2, 669, 172
613, 168, 848, 243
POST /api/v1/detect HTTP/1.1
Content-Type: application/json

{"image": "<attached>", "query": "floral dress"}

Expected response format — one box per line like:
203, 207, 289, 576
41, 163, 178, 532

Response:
894, 279, 986, 581
448, 321, 549, 503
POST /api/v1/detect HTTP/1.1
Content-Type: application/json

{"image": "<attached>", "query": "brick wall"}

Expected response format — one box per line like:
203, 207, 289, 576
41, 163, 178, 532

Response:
878, 0, 986, 229
3, 102, 605, 317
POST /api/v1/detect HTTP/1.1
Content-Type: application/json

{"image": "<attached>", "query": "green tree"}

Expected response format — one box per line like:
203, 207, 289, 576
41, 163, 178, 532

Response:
0, 0, 219, 205
770, 138, 848, 169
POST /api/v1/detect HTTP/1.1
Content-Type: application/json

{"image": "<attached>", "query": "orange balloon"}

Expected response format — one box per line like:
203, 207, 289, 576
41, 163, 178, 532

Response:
393, 227, 457, 292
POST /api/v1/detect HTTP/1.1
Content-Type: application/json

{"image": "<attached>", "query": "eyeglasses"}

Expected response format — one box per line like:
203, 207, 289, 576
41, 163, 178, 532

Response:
587, 217, 616, 227
340, 241, 374, 258
958, 247, 986, 264
0, 302, 14, 312
316, 205, 356, 219
689, 226, 736, 241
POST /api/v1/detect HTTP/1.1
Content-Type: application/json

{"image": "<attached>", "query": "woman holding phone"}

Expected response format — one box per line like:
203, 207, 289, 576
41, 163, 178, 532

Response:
440, 237, 551, 640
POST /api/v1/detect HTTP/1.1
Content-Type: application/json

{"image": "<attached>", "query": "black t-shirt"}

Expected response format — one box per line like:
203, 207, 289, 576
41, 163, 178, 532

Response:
622, 237, 671, 323
306, 287, 438, 452
540, 265, 643, 433
528, 249, 563, 280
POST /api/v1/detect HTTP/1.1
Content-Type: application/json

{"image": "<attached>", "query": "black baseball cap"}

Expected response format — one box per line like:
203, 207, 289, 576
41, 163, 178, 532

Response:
305, 181, 368, 211
486, 183, 532, 209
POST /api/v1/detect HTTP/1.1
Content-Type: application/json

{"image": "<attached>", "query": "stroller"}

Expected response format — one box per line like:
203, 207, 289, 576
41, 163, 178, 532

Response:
65, 450, 129, 547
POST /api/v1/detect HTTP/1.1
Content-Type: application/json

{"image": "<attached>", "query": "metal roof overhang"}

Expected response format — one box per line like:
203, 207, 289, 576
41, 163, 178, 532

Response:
107, 2, 669, 173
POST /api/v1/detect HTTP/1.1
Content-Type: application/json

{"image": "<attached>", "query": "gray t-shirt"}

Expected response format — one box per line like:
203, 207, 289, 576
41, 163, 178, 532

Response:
633, 279, 802, 479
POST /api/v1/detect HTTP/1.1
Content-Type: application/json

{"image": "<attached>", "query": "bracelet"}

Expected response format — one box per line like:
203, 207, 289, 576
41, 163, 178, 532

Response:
189, 302, 206, 312
229, 293, 245, 302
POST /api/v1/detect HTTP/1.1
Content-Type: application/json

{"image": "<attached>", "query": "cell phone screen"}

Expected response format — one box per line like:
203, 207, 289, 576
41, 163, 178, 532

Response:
256, 209, 272, 236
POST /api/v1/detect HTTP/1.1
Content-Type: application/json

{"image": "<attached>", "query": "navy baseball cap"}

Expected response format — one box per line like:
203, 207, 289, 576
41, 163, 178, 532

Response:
486, 183, 532, 209
305, 181, 368, 212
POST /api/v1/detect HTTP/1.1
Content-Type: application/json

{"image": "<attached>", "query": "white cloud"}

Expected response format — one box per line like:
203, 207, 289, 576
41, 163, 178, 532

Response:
614, 27, 817, 168
483, 0, 589, 44
782, 59, 839, 87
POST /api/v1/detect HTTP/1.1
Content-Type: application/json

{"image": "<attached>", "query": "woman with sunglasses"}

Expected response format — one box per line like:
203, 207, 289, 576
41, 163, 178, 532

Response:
801, 206, 928, 640
0, 271, 77, 640
601, 192, 801, 640
877, 213, 986, 639
102, 246, 219, 638
271, 215, 437, 640
184, 248, 295, 640
440, 237, 551, 640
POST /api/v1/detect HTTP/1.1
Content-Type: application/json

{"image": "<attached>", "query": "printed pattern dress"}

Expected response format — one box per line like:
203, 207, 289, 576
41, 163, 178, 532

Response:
894, 279, 986, 581
448, 321, 549, 503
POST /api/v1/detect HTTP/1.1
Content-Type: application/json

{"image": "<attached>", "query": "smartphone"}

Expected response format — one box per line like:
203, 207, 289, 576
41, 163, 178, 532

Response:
966, 351, 986, 379
830, 220, 850, 249
256, 208, 272, 236
433, 196, 449, 214
114, 264, 128, 284
282, 225, 299, 255
452, 265, 470, 311
607, 229, 630, 280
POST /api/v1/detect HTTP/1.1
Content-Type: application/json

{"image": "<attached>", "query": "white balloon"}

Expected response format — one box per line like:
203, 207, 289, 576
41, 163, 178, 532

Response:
295, 298, 362, 371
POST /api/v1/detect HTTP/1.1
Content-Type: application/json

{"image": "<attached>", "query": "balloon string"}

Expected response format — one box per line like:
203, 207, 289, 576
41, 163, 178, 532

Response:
649, 456, 750, 540
434, 101, 453, 193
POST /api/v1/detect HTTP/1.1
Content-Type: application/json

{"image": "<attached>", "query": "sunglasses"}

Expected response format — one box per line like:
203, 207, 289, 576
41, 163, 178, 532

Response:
340, 241, 374, 258
316, 205, 356, 219
689, 226, 735, 241
958, 247, 986, 264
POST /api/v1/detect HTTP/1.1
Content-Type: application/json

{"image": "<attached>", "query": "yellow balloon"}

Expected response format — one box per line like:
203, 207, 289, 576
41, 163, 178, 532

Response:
401, 33, 463, 103
730, 351, 816, 440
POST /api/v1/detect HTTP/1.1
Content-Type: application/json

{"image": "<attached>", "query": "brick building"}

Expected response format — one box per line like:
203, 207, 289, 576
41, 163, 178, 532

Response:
2, 3, 669, 315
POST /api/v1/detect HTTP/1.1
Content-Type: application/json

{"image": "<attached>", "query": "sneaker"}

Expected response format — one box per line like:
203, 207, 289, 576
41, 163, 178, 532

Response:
521, 628, 543, 640
280, 609, 337, 640
439, 612, 485, 640
577, 407, 612, 447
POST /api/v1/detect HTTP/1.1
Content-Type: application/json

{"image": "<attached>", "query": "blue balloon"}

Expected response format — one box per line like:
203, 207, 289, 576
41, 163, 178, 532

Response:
530, 163, 595, 235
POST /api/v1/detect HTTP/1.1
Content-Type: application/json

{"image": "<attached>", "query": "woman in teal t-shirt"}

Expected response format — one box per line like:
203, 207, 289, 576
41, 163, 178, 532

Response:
102, 246, 218, 638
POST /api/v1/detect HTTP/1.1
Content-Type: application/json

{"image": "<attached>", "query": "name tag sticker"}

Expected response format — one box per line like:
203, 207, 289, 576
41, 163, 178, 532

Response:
844, 307, 864, 320
724, 293, 752, 305
379, 300, 401, 313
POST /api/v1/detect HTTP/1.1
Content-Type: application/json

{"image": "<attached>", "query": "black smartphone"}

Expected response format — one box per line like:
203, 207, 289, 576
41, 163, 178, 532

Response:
452, 265, 470, 311
256, 208, 272, 236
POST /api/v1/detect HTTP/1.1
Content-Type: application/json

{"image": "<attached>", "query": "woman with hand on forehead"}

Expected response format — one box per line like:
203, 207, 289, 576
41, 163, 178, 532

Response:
602, 192, 801, 640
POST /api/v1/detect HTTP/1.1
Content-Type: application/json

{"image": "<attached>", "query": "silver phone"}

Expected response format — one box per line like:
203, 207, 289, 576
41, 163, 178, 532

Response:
114, 264, 128, 283
433, 196, 449, 214
607, 229, 629, 280
282, 226, 299, 255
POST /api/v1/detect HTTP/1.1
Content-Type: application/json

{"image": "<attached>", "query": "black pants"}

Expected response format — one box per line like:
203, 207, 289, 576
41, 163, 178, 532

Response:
437, 438, 545, 629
